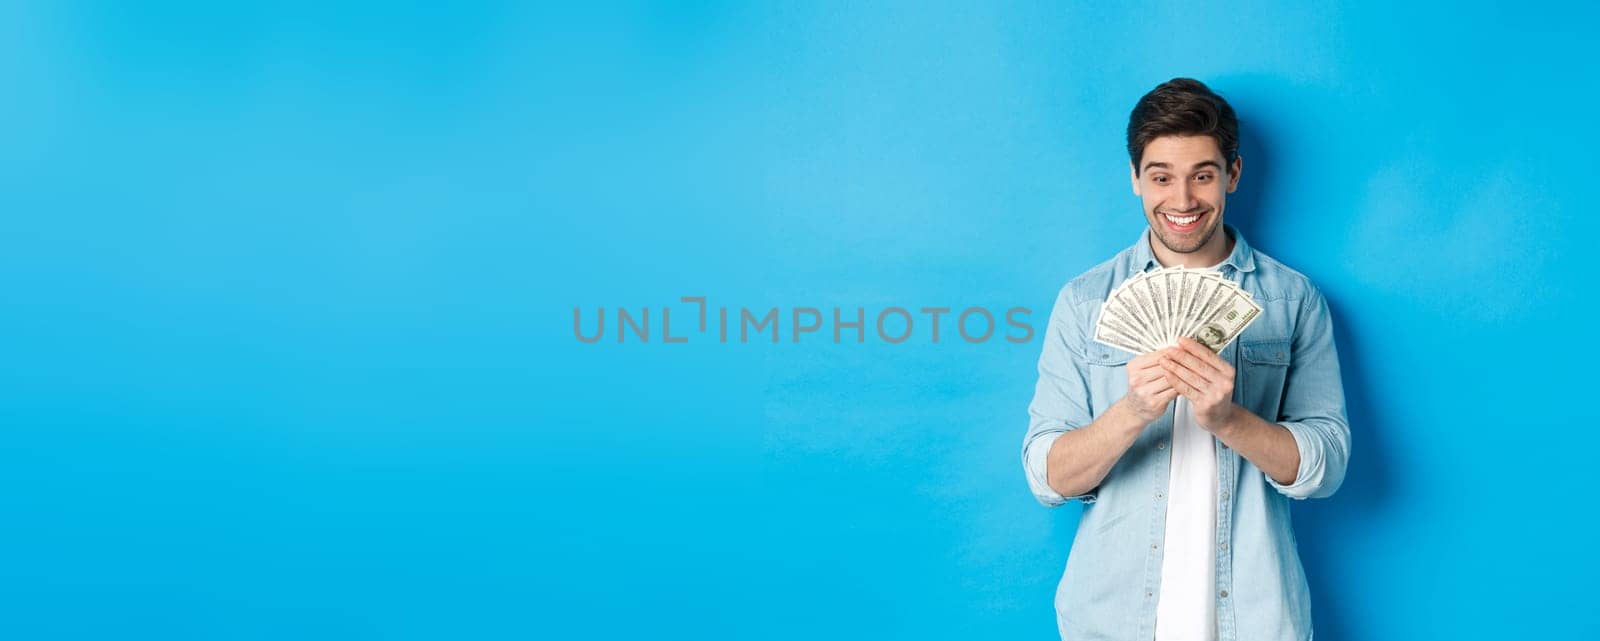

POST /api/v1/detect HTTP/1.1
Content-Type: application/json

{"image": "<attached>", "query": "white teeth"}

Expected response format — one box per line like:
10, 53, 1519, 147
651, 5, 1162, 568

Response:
1164, 213, 1200, 225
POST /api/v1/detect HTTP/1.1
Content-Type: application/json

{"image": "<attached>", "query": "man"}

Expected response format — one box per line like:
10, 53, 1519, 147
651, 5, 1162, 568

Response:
1022, 78, 1351, 641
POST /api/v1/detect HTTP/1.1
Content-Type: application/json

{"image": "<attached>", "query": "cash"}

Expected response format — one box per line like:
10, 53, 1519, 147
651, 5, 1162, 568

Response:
1093, 266, 1262, 354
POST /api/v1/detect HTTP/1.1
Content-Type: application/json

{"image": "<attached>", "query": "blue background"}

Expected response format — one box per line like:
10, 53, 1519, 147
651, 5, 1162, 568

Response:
2, 2, 1592, 639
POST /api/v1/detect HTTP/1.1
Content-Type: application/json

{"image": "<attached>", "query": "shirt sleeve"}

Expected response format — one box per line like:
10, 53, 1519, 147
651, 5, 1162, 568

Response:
1022, 285, 1099, 507
1265, 288, 1353, 500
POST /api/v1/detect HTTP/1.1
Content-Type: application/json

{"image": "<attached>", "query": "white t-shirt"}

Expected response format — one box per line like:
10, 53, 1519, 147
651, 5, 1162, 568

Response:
1155, 267, 1222, 641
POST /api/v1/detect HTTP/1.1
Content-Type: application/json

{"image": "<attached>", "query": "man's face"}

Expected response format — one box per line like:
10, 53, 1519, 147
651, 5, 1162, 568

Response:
1131, 135, 1242, 255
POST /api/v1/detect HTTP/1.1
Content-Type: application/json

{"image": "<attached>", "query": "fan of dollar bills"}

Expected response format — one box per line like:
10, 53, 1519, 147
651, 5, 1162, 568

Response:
1094, 266, 1262, 355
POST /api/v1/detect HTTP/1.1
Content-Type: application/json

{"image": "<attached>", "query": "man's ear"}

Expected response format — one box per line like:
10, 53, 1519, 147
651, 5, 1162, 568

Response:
1227, 156, 1243, 193
1130, 161, 1142, 196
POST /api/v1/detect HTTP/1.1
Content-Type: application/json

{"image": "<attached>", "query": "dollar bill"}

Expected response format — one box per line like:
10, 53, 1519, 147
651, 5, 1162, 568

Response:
1186, 286, 1262, 353
1119, 272, 1163, 349
1093, 308, 1148, 354
1185, 272, 1232, 341
1173, 266, 1193, 345
1177, 271, 1214, 340
1098, 300, 1157, 353
1091, 265, 1262, 356
1147, 268, 1169, 346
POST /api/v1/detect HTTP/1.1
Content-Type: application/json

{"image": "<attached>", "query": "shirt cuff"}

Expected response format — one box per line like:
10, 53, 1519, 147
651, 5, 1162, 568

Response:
1025, 429, 1097, 506
1265, 421, 1325, 500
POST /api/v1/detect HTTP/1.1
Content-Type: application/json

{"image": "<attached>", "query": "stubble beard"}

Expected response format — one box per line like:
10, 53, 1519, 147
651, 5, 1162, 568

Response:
1149, 210, 1221, 255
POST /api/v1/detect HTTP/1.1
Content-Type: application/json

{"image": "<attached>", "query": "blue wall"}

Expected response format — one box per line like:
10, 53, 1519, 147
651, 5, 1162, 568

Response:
2, 3, 1592, 639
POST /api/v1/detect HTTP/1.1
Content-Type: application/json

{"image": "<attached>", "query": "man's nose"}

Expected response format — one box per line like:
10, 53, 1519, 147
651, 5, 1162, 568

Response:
1174, 183, 1198, 210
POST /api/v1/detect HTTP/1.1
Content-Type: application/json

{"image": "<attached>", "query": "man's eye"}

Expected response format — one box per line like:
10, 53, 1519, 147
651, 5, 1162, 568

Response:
1153, 176, 1170, 184
1194, 174, 1212, 182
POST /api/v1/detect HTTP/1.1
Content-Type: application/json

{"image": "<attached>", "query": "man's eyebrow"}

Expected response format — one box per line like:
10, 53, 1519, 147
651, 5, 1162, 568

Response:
1141, 160, 1223, 173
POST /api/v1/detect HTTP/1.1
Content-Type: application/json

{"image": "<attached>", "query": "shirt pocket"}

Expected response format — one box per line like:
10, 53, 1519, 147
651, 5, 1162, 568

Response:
1084, 346, 1133, 415
1086, 345, 1135, 367
1239, 338, 1291, 421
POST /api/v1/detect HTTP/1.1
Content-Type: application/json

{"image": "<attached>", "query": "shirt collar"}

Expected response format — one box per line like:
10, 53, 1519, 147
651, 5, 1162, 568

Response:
1130, 223, 1256, 273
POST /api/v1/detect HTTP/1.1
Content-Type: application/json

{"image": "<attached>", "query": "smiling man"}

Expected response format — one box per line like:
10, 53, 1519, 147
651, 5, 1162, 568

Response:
1022, 78, 1352, 641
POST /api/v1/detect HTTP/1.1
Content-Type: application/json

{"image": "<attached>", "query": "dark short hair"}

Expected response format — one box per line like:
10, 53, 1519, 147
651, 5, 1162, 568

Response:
1126, 78, 1238, 175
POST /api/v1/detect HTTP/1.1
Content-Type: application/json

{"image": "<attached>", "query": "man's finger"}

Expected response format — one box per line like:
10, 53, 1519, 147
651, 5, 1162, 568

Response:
1129, 358, 1170, 387
1155, 361, 1182, 388
1140, 377, 1173, 396
1164, 372, 1191, 399
1129, 364, 1157, 387
1169, 342, 1226, 379
1176, 338, 1231, 374
1160, 352, 1208, 381
1161, 357, 1211, 395
1129, 355, 1165, 376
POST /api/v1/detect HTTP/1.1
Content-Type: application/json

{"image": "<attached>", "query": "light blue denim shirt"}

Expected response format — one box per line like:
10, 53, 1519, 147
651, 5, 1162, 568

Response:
1023, 225, 1350, 641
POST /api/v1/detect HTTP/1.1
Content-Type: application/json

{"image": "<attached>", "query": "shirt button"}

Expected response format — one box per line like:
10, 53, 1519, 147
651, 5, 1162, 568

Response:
1146, 591, 1153, 599
1157, 441, 1167, 450
1220, 491, 1230, 499
1151, 544, 1158, 550
1219, 590, 1229, 598
1220, 542, 1228, 551
1155, 492, 1164, 499
1276, 351, 1284, 359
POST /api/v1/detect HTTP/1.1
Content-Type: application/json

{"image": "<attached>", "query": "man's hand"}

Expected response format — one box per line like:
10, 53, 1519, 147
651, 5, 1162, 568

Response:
1159, 337, 1241, 432
1123, 351, 1178, 424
